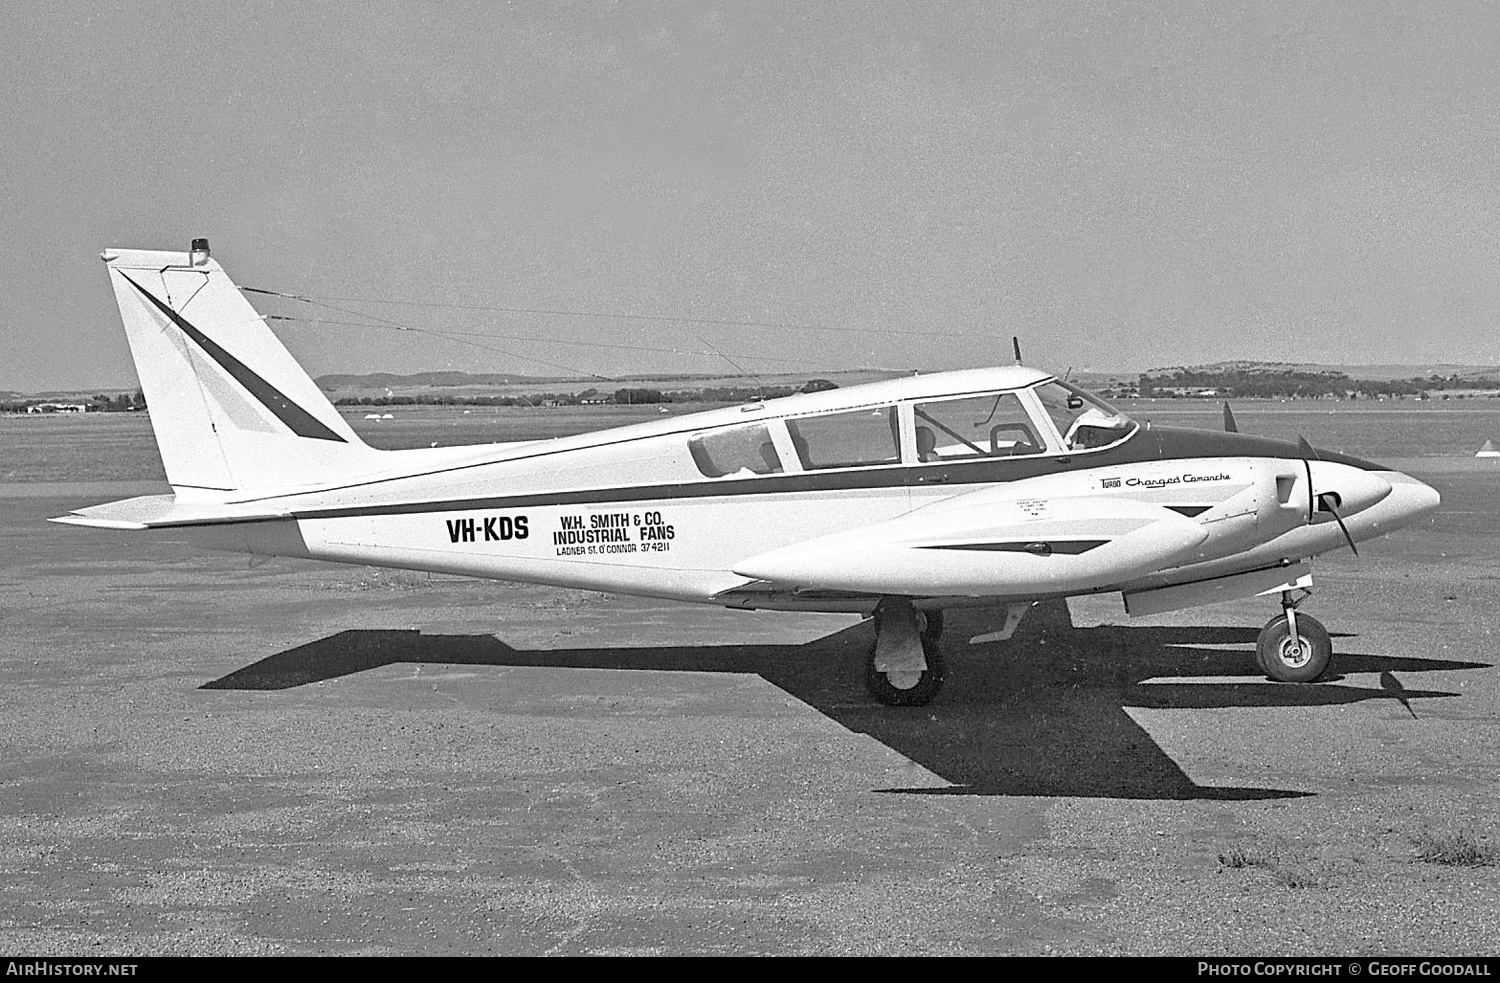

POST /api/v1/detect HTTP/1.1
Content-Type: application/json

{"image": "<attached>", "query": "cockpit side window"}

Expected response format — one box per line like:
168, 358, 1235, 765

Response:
688, 423, 783, 478
912, 392, 1045, 460
785, 406, 900, 470
1033, 380, 1137, 451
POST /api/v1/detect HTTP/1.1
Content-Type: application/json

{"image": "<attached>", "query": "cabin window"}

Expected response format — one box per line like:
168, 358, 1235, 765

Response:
688, 423, 783, 478
1033, 380, 1137, 451
786, 406, 900, 470
912, 392, 1044, 460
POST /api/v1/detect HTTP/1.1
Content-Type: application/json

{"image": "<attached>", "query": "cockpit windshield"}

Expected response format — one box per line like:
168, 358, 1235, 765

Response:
1032, 379, 1137, 451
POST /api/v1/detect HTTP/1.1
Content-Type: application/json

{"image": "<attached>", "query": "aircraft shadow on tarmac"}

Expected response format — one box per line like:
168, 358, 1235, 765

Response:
205, 602, 1487, 801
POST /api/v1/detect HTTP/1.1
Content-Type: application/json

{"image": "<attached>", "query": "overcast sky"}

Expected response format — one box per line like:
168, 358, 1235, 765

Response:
3, 1, 1497, 390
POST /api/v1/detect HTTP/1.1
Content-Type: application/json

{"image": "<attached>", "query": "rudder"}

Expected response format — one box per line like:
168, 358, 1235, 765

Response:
103, 241, 381, 494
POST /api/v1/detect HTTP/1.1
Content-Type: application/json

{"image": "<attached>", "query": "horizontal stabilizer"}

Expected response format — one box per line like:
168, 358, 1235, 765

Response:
49, 495, 289, 530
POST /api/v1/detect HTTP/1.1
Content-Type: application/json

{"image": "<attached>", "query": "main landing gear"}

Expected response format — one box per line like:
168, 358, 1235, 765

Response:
1256, 588, 1332, 683
865, 598, 945, 706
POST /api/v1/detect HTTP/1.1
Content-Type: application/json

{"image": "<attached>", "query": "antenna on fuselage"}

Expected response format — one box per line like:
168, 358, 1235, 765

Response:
1012, 337, 1023, 365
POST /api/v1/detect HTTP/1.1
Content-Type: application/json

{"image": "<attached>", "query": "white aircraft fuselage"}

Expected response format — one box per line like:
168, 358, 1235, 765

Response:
56, 243, 1441, 704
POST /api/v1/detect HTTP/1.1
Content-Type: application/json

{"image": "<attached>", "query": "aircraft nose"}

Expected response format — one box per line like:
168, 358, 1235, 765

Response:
1384, 470, 1442, 524
1337, 469, 1441, 540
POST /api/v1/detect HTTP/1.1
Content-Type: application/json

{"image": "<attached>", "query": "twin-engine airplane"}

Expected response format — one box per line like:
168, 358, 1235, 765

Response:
57, 241, 1441, 706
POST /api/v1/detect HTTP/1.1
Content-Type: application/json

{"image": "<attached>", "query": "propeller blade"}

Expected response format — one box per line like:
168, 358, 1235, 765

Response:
1296, 435, 1317, 521
1222, 402, 1238, 433
1318, 492, 1360, 556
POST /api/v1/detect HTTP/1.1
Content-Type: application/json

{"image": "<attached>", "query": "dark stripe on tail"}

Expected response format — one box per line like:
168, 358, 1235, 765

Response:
119, 272, 346, 443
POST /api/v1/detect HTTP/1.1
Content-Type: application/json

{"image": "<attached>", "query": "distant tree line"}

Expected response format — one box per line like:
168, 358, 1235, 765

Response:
1, 391, 146, 413
1129, 369, 1500, 400
612, 388, 666, 404
89, 392, 148, 412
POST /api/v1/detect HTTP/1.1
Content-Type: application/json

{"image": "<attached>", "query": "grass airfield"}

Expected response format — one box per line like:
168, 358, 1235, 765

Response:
1, 402, 1497, 956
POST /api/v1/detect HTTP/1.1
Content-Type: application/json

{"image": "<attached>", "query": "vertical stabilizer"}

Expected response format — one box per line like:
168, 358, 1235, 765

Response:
102, 243, 381, 494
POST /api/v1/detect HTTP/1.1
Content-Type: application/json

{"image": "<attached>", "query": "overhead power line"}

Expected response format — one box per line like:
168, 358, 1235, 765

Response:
244, 287, 974, 340
247, 287, 834, 378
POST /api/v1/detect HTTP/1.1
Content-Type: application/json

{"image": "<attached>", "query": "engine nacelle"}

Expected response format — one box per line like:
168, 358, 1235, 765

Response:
1184, 459, 1391, 565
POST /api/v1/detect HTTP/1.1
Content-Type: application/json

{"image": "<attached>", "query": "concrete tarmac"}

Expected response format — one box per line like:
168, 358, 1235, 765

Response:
2, 458, 1497, 955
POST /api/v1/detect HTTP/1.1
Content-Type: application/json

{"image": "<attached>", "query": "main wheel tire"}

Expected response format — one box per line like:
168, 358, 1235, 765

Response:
1256, 613, 1332, 683
865, 637, 945, 707
918, 609, 944, 643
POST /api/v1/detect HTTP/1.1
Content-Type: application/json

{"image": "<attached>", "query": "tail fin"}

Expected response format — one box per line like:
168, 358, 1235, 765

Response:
103, 242, 382, 494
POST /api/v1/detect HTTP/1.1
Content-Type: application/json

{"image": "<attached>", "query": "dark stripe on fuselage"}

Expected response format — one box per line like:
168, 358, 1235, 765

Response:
922, 540, 1109, 555
119, 273, 347, 443
285, 426, 1384, 521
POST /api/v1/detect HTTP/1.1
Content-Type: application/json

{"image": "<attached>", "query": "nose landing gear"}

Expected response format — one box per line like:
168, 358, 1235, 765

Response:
1257, 589, 1332, 682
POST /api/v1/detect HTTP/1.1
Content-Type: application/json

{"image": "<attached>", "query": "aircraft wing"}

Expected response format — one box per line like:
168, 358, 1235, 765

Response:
732, 490, 1209, 597
50, 495, 289, 530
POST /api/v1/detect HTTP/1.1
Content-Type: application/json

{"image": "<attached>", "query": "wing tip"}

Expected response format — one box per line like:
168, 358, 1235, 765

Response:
48, 514, 150, 530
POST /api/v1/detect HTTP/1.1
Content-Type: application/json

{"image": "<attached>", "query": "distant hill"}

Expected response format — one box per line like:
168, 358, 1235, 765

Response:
1123, 361, 1500, 400
1144, 360, 1500, 381
314, 368, 905, 399
20, 361, 1500, 402
316, 371, 568, 389
4, 388, 139, 401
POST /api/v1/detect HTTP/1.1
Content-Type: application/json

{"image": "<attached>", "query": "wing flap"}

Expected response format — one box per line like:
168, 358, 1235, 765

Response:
1122, 561, 1313, 617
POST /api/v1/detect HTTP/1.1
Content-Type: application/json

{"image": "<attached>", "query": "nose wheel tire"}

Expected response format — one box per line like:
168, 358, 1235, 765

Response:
866, 637, 945, 706
1256, 613, 1332, 683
